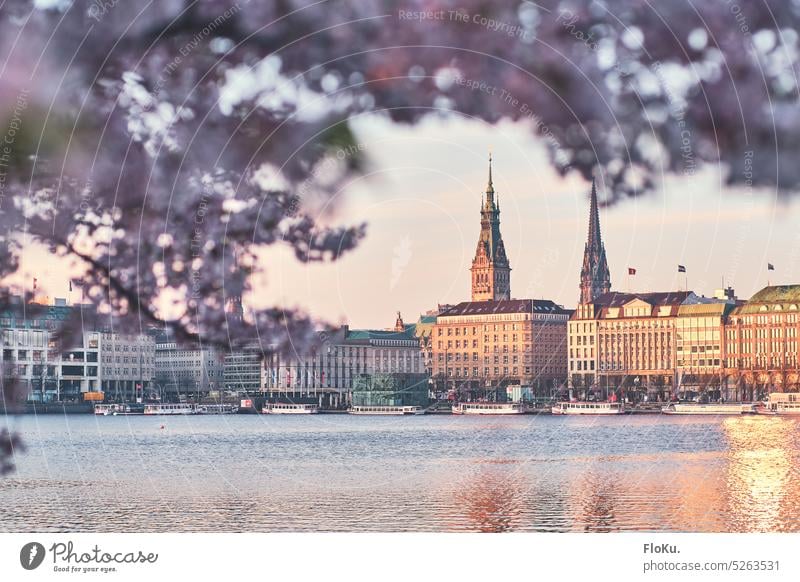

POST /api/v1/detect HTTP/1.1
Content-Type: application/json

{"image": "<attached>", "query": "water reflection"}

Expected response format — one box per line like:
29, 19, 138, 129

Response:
574, 464, 620, 532
453, 463, 525, 532
3, 415, 800, 532
723, 417, 800, 532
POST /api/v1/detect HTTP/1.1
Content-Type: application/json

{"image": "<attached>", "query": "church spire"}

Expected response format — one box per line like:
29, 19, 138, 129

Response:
587, 177, 601, 249
486, 152, 494, 194
579, 176, 611, 304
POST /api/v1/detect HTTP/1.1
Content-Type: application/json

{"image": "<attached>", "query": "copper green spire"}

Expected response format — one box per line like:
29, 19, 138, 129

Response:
486, 152, 494, 194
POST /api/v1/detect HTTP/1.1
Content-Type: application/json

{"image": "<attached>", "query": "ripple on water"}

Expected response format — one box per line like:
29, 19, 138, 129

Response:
1, 414, 799, 532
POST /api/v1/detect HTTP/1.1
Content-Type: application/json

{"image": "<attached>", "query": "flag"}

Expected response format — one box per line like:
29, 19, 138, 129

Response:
768, 263, 775, 271
628, 268, 636, 275
678, 265, 686, 273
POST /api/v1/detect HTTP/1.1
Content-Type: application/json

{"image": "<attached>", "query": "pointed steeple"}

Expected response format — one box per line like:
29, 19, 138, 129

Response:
587, 177, 602, 250
579, 176, 611, 304
486, 152, 494, 194
471, 153, 510, 302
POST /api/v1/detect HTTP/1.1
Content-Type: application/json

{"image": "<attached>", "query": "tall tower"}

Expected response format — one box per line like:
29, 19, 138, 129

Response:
471, 154, 511, 302
579, 178, 611, 304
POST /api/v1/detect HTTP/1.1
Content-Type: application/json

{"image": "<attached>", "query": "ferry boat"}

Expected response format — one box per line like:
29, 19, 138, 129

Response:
551, 401, 625, 415
93, 403, 144, 416
143, 403, 198, 415
261, 403, 319, 414
197, 404, 239, 415
347, 405, 424, 415
661, 402, 754, 415
756, 393, 800, 415
451, 402, 525, 415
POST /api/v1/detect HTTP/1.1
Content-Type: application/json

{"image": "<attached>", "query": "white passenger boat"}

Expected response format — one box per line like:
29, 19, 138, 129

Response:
661, 402, 754, 415
143, 403, 198, 415
347, 405, 424, 415
551, 401, 625, 415
197, 404, 239, 415
451, 402, 525, 415
93, 403, 143, 416
755, 393, 800, 415
261, 403, 319, 414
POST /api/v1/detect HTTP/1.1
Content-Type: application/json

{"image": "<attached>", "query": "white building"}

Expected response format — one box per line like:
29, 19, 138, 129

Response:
0, 299, 154, 402
154, 340, 225, 398
263, 317, 426, 398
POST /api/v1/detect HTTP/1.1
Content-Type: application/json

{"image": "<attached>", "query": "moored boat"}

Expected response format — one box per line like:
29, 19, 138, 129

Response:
661, 402, 754, 415
197, 404, 239, 415
551, 401, 625, 415
261, 403, 319, 414
755, 393, 800, 415
451, 402, 525, 415
143, 403, 198, 415
93, 403, 144, 416
347, 405, 423, 415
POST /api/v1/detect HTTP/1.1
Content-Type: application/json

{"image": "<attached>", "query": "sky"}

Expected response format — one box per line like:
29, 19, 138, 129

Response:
14, 113, 800, 329
252, 114, 800, 328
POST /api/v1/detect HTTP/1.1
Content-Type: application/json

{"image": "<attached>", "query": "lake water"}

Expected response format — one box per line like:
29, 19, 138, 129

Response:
2, 413, 800, 532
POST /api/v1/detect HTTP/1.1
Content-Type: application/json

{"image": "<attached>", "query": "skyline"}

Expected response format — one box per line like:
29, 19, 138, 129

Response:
10, 114, 800, 329
254, 115, 800, 328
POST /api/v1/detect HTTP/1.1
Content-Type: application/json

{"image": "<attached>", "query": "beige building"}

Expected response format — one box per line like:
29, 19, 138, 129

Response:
724, 285, 800, 399
431, 299, 570, 398
570, 291, 740, 401
571, 291, 692, 400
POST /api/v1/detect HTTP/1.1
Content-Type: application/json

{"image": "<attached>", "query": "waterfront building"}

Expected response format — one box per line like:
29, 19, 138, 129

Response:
154, 336, 226, 399
262, 316, 426, 407
430, 299, 571, 399
571, 291, 692, 401
224, 345, 266, 395
0, 298, 154, 402
351, 373, 429, 408
98, 331, 156, 402
675, 300, 736, 399
428, 155, 570, 399
724, 285, 800, 399
470, 154, 511, 302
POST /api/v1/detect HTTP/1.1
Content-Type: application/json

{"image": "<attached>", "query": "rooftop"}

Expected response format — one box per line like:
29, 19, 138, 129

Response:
592, 291, 694, 308
438, 298, 571, 317
748, 285, 800, 303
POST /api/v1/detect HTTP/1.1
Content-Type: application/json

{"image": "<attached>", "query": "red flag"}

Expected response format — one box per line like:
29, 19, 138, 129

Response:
628, 268, 636, 275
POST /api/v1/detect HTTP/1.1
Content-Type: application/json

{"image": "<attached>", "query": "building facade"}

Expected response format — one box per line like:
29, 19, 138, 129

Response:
724, 285, 800, 399
261, 318, 426, 407
154, 339, 226, 399
0, 299, 154, 402
224, 346, 266, 395
431, 299, 571, 399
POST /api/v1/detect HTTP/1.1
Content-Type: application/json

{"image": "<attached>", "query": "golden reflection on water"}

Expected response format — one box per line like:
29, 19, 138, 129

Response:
453, 464, 525, 532
722, 417, 800, 532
